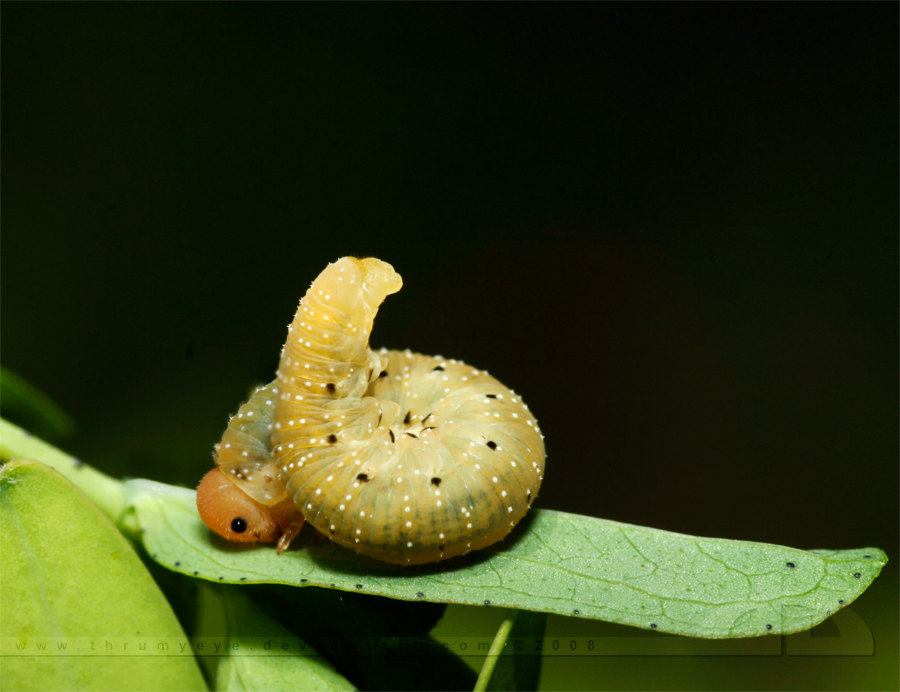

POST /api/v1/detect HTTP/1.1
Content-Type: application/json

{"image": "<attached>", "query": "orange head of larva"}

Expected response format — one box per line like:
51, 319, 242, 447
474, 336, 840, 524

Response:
196, 468, 280, 544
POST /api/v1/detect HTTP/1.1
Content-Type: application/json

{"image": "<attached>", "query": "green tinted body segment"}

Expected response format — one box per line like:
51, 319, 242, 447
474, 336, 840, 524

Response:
213, 383, 288, 506
260, 257, 545, 565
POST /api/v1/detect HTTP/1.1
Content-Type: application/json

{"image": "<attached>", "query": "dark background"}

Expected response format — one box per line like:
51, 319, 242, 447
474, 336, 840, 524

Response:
3, 4, 897, 690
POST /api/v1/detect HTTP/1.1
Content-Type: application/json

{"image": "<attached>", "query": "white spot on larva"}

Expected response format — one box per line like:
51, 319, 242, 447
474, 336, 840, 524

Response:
508, 506, 514, 513
315, 489, 321, 495
359, 511, 366, 517
407, 542, 413, 548
406, 521, 412, 527
340, 504, 345, 510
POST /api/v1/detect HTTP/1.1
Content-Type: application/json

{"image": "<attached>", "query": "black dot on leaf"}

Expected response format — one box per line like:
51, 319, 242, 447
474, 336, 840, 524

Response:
484, 600, 491, 606
416, 592, 424, 598
650, 623, 658, 630
240, 578, 247, 582
301, 579, 308, 583
218, 577, 224, 581
863, 555, 872, 559
356, 584, 363, 590
854, 573, 861, 579
786, 562, 796, 569
766, 624, 773, 631
838, 600, 844, 605
175, 562, 181, 567
193, 571, 199, 576
573, 610, 580, 616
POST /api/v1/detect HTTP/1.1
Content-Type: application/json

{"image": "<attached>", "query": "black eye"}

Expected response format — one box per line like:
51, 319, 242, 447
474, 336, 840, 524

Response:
231, 517, 248, 533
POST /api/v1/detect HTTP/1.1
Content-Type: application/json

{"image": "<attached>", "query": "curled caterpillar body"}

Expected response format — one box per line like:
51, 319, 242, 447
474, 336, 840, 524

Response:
198, 257, 545, 565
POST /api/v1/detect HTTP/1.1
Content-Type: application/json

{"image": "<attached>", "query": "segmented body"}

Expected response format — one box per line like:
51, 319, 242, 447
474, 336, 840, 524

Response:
211, 257, 545, 565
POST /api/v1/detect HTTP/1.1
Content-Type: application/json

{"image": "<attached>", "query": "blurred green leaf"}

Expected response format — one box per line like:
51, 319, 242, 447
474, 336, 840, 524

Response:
0, 367, 75, 441
194, 583, 355, 692
481, 610, 546, 692
126, 477, 887, 639
0, 459, 207, 692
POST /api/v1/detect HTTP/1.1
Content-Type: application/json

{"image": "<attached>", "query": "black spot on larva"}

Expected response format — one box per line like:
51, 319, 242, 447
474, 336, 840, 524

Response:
854, 572, 861, 579
357, 473, 369, 482
175, 562, 181, 567
573, 610, 580, 616
423, 426, 436, 432
486, 441, 497, 450
403, 411, 412, 424
327, 434, 338, 444
439, 543, 445, 551
327, 383, 336, 393
786, 562, 795, 569
389, 430, 395, 443
527, 491, 532, 503
330, 529, 335, 535
379, 370, 388, 378
367, 367, 373, 380
422, 413, 432, 423
650, 623, 658, 630
431, 477, 442, 487
377, 411, 383, 427
486, 394, 497, 398
484, 600, 491, 606
356, 584, 363, 590
433, 365, 445, 371
766, 624, 773, 631
838, 599, 844, 605
406, 432, 418, 439
231, 518, 248, 533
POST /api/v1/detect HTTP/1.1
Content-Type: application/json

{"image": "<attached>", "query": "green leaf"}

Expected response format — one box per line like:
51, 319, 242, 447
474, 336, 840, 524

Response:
480, 610, 546, 692
0, 418, 128, 526
0, 460, 207, 692
194, 583, 356, 692
0, 418, 887, 641
125, 478, 887, 639
0, 367, 75, 441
